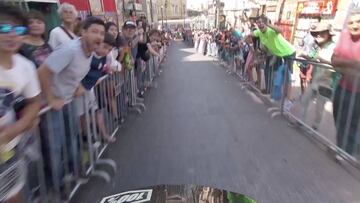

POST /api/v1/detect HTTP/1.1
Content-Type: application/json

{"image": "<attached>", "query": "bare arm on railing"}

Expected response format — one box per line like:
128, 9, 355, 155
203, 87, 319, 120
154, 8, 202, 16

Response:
147, 42, 160, 57
0, 95, 41, 146
1, 62, 41, 146
38, 65, 65, 111
266, 23, 282, 35
331, 54, 360, 69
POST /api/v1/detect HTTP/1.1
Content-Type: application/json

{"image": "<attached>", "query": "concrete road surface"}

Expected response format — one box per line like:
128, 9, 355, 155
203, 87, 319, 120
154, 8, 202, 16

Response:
73, 42, 360, 203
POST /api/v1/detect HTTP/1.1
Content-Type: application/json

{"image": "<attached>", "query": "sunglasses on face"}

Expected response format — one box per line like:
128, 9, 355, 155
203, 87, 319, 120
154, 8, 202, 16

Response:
0, 24, 27, 36
311, 31, 328, 37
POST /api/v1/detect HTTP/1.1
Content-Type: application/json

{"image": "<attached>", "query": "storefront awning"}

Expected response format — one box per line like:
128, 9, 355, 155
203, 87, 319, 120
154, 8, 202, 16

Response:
59, 0, 90, 11
25, 0, 58, 3
102, 0, 116, 12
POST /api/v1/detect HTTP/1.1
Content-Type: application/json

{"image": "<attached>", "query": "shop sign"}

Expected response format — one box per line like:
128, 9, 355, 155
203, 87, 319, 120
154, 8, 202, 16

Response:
297, 0, 338, 15
275, 21, 294, 41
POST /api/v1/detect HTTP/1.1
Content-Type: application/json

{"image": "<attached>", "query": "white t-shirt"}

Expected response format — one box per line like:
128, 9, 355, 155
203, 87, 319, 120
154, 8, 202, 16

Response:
48, 26, 76, 50
0, 54, 41, 150
108, 48, 122, 72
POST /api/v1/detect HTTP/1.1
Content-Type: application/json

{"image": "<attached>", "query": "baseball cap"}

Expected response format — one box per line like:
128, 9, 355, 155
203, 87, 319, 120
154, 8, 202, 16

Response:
123, 20, 137, 29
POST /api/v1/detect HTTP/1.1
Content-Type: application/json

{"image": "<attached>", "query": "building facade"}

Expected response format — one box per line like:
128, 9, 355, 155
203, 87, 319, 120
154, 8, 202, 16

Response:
156, 0, 186, 20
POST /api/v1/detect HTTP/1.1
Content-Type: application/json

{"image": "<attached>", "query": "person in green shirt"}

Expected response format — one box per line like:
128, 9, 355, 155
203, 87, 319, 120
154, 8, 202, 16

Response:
227, 192, 257, 203
252, 17, 296, 58
249, 15, 296, 103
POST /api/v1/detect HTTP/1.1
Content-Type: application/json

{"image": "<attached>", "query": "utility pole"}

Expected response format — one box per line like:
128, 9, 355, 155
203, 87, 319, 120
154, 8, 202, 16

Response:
216, 0, 219, 29
216, 0, 220, 29
149, 0, 154, 28
165, 0, 168, 27
161, 5, 164, 28
182, 0, 186, 28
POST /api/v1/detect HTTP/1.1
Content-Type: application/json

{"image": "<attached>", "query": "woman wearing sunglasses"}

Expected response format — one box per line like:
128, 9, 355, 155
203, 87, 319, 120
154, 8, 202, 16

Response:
0, 3, 41, 203
19, 11, 52, 68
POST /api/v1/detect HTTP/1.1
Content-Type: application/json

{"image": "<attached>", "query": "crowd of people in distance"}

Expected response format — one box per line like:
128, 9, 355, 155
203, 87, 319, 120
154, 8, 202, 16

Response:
187, 10, 360, 160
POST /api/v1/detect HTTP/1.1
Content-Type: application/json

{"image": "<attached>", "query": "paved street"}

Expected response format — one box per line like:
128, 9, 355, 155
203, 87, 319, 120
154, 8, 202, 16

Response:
73, 42, 360, 203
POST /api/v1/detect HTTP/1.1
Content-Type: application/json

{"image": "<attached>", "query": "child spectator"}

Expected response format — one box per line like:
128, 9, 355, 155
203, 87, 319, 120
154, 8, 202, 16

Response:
0, 3, 41, 202
76, 33, 117, 143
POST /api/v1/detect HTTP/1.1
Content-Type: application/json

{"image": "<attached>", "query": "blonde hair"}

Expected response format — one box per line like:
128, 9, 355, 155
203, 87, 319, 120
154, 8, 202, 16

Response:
57, 3, 78, 17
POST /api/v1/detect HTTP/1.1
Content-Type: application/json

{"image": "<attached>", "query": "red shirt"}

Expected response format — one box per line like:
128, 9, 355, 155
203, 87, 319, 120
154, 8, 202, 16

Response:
333, 29, 360, 92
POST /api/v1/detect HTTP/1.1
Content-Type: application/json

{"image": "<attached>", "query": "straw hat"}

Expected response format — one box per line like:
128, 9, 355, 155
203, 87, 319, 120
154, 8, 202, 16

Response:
310, 22, 335, 35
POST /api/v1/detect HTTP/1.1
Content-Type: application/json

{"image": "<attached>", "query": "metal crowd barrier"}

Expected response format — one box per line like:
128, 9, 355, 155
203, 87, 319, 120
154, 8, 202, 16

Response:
8, 46, 168, 203
189, 36, 360, 169
278, 59, 360, 167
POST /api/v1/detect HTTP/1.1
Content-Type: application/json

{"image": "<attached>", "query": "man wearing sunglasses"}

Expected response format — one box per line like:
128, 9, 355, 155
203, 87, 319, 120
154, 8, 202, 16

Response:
0, 3, 41, 203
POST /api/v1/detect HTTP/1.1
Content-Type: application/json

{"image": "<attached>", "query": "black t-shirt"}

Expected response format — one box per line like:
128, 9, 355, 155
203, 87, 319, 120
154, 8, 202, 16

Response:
137, 43, 148, 59
19, 43, 52, 68
251, 27, 261, 50
117, 35, 131, 49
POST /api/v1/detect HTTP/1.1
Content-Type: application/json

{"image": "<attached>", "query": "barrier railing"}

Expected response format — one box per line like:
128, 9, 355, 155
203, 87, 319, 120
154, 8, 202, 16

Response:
188, 37, 360, 168
2, 46, 168, 203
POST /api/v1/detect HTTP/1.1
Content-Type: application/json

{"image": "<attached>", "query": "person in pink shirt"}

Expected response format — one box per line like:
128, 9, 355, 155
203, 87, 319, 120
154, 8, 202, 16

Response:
331, 8, 360, 155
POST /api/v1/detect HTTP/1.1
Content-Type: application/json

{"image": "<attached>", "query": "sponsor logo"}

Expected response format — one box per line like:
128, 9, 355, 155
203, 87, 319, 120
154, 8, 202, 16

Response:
100, 189, 153, 203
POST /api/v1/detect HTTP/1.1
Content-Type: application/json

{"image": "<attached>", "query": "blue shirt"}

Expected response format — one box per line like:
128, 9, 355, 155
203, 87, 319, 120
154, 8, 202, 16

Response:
81, 55, 107, 90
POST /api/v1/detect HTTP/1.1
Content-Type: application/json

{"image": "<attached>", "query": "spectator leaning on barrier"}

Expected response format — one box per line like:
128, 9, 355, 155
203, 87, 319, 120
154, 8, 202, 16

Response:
38, 17, 106, 109
147, 29, 161, 57
76, 33, 116, 143
19, 11, 52, 68
250, 15, 296, 104
298, 21, 336, 131
0, 3, 41, 202
331, 8, 360, 155
48, 3, 77, 50
37, 17, 105, 190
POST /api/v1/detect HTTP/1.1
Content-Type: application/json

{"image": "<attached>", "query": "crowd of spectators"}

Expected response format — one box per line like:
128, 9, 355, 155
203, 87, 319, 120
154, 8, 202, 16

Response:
0, 2, 171, 202
187, 10, 360, 160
